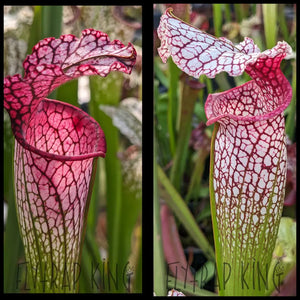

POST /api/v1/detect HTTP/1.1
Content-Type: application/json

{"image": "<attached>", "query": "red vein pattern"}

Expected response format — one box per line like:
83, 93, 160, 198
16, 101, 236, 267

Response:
205, 43, 292, 294
158, 9, 293, 295
158, 8, 260, 78
4, 28, 136, 158
4, 29, 136, 292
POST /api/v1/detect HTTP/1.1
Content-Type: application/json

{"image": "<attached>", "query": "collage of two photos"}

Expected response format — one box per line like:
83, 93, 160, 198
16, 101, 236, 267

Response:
3, 4, 296, 296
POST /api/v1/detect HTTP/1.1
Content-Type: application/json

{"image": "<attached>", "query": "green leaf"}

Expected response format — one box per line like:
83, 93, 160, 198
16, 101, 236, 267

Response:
157, 164, 215, 261
195, 260, 216, 289
154, 80, 171, 166
4, 175, 24, 293
285, 61, 296, 141
56, 79, 79, 108
185, 147, 210, 203
170, 75, 198, 191
215, 72, 232, 92
154, 57, 169, 88
223, 4, 232, 23
41, 6, 63, 100
79, 228, 103, 293
133, 236, 142, 293
90, 73, 140, 293
263, 4, 278, 49
153, 139, 167, 296
277, 4, 290, 42
167, 59, 181, 155
41, 6, 63, 39
196, 202, 211, 223
213, 4, 223, 37
27, 6, 42, 55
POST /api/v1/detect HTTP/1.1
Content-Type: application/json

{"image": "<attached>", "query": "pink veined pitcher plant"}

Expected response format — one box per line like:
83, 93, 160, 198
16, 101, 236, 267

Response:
4, 29, 136, 293
158, 8, 293, 296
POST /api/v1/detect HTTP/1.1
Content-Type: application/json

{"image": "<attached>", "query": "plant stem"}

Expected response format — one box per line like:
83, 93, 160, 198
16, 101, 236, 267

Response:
285, 61, 296, 141
41, 6, 63, 100
263, 4, 278, 49
170, 75, 199, 191
154, 139, 167, 296
185, 147, 210, 202
208, 123, 223, 295
213, 4, 223, 37
167, 60, 180, 156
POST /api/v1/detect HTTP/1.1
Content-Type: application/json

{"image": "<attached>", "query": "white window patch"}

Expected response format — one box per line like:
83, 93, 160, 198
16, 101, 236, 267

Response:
199, 43, 209, 50
172, 38, 183, 47
264, 155, 272, 167
210, 49, 221, 60
179, 28, 187, 36
266, 126, 274, 136
269, 173, 275, 181
221, 177, 226, 187
266, 181, 273, 189
199, 52, 211, 63
244, 144, 253, 155
258, 178, 266, 189
231, 157, 237, 169
254, 163, 261, 174
258, 139, 269, 150
171, 29, 179, 36
186, 31, 196, 40
227, 189, 231, 197
233, 172, 240, 183
181, 36, 191, 45
261, 133, 271, 144
205, 60, 217, 70
233, 186, 239, 197
233, 147, 238, 155
262, 197, 268, 206
235, 137, 242, 147
213, 179, 217, 191
181, 48, 194, 59
254, 193, 260, 202
214, 168, 219, 178
253, 215, 259, 224
252, 173, 258, 184
171, 46, 180, 55
240, 156, 248, 168
237, 164, 245, 172
187, 57, 201, 70
232, 64, 240, 73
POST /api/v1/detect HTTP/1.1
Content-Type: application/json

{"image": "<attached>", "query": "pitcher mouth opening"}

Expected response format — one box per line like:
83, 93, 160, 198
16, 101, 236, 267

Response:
18, 98, 106, 161
205, 78, 292, 126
